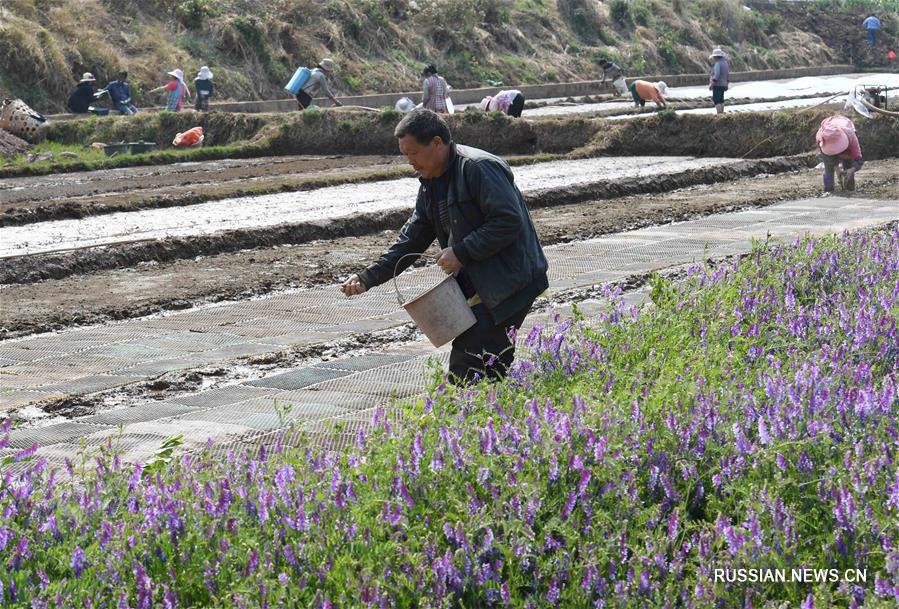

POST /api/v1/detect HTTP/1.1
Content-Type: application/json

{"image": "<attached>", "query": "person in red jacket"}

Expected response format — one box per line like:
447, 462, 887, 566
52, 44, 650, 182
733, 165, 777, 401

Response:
815, 115, 863, 193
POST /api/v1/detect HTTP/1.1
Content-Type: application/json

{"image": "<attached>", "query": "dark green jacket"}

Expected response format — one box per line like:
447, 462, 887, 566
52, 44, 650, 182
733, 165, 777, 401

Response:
359, 144, 548, 324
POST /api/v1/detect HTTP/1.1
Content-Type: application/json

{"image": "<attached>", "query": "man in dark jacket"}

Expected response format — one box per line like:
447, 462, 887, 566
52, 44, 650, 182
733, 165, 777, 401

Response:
99, 70, 137, 115
66, 72, 97, 114
341, 109, 549, 384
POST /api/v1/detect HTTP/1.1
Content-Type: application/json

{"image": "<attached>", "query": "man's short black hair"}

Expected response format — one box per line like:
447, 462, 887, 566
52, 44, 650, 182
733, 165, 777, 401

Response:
423, 64, 437, 76
394, 109, 451, 145
598, 58, 609, 66
118, 70, 128, 77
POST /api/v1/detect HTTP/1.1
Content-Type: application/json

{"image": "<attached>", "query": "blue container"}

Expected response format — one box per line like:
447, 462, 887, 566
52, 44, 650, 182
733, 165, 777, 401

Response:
285, 67, 311, 94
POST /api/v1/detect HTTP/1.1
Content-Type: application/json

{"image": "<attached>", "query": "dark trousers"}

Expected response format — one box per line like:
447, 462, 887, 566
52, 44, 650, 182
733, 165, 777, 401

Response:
508, 93, 525, 118
821, 154, 864, 192
449, 301, 532, 384
629, 82, 645, 107
295, 90, 312, 110
712, 86, 726, 105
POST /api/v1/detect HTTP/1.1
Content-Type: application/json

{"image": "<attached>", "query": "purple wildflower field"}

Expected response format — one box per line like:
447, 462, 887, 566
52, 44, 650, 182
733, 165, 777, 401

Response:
0, 227, 897, 608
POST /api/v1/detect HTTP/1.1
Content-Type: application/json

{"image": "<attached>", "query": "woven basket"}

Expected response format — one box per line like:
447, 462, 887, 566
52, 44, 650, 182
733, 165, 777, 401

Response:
0, 99, 48, 143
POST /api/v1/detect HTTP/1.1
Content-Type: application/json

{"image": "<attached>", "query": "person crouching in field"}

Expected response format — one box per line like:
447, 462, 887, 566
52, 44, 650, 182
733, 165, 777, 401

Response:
599, 59, 628, 96
296, 59, 342, 110
816, 115, 863, 194
479, 90, 525, 117
629, 80, 668, 110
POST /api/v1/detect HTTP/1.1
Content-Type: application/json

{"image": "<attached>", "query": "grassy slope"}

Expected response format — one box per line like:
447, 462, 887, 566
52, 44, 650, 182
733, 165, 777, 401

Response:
0, 0, 896, 113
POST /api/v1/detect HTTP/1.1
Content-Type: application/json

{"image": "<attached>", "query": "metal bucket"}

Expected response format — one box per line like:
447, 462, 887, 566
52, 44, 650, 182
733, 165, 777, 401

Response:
394, 254, 477, 348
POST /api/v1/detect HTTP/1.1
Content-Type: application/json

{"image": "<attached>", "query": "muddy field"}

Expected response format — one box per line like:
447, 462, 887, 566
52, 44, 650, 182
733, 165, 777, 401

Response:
3, 159, 896, 338
0, 155, 819, 284
2, 77, 898, 358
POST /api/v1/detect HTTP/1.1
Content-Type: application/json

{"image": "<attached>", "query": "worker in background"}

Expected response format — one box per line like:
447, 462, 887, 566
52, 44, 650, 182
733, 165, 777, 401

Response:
149, 69, 191, 112
297, 59, 342, 110
194, 66, 214, 112
66, 73, 97, 114
629, 80, 668, 110
815, 115, 863, 194
599, 59, 627, 96
421, 64, 450, 113
99, 70, 137, 115
479, 89, 525, 117
708, 49, 730, 115
863, 14, 881, 47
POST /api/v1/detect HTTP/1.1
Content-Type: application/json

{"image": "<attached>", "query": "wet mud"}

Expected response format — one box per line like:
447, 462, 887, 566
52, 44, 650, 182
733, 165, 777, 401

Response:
0, 154, 406, 218
1, 155, 815, 283
3, 159, 895, 339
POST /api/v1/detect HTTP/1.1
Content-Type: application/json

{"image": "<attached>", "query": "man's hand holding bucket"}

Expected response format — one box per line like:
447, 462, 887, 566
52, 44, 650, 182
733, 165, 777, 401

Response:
436, 247, 462, 274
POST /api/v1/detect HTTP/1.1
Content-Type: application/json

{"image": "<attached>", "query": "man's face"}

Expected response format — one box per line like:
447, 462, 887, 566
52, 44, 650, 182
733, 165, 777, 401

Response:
398, 134, 446, 179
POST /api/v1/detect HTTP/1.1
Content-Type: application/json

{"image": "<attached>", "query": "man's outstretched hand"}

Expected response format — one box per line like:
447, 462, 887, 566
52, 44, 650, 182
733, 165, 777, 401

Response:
436, 247, 462, 274
341, 274, 367, 296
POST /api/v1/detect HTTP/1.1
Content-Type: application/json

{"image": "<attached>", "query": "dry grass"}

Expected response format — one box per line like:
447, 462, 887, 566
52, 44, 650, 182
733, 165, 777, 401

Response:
1, 0, 892, 113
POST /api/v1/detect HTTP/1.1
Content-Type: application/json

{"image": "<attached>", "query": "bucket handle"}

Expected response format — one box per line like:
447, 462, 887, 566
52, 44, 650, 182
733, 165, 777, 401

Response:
392, 252, 442, 305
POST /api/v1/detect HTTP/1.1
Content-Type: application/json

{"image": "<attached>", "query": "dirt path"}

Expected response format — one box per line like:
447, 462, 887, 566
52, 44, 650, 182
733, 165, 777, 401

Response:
3, 160, 895, 338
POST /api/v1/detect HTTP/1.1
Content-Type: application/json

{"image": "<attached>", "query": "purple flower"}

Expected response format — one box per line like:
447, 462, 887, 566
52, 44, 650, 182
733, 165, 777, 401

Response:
70, 546, 86, 578
13, 443, 37, 462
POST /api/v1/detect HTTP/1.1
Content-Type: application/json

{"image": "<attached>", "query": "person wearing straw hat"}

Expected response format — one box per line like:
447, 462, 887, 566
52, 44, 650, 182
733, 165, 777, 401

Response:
296, 59, 342, 110
708, 49, 730, 114
341, 109, 549, 384
149, 69, 191, 112
194, 66, 215, 112
66, 72, 98, 114
815, 115, 863, 194
628, 80, 668, 110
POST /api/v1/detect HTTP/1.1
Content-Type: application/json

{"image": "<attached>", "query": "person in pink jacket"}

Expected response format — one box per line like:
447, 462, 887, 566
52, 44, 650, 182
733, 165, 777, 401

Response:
478, 89, 525, 117
815, 115, 863, 193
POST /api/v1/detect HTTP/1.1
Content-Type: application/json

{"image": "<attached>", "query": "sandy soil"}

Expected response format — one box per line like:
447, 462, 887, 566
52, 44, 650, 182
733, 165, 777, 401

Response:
3, 160, 895, 338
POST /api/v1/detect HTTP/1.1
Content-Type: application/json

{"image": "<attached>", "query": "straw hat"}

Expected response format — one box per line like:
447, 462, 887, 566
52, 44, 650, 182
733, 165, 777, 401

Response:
167, 68, 185, 81
817, 124, 849, 156
196, 66, 213, 80
79, 72, 96, 83
655, 81, 668, 96
320, 58, 335, 72
709, 49, 726, 60
479, 96, 492, 111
